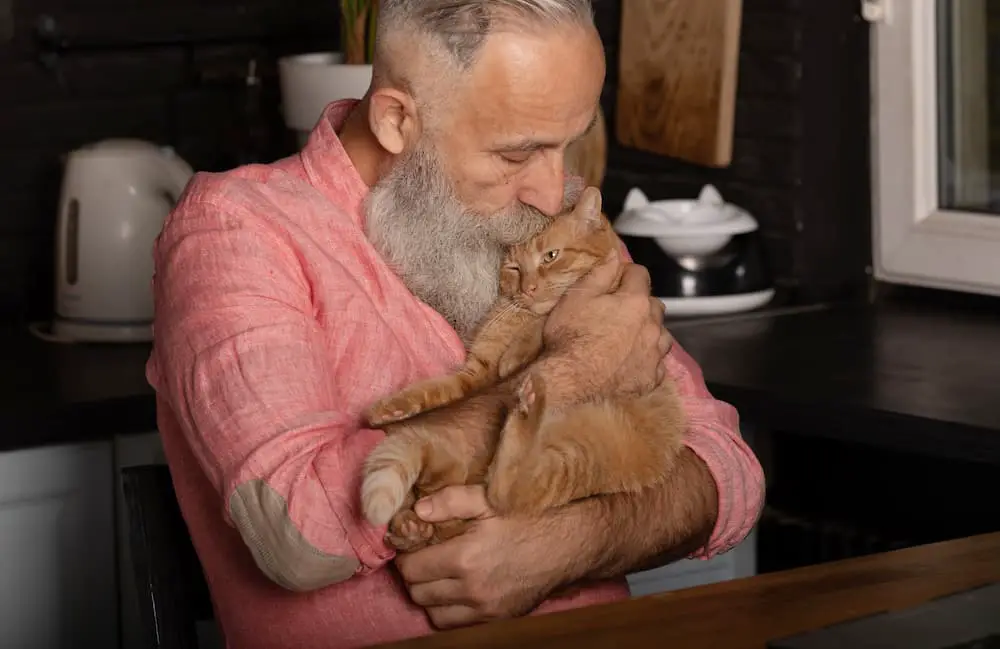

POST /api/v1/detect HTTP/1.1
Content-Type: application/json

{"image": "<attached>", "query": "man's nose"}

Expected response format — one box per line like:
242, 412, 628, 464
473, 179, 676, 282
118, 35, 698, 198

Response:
517, 151, 565, 216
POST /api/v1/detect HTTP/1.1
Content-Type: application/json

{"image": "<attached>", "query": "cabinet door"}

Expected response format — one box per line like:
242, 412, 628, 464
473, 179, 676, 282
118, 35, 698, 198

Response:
0, 442, 118, 649
626, 526, 758, 596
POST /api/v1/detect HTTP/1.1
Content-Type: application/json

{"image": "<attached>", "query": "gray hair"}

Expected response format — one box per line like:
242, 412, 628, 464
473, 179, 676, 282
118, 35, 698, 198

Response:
376, 0, 595, 70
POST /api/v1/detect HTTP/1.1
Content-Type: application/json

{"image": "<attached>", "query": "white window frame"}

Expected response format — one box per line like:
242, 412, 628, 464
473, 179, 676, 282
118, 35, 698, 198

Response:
872, 0, 1000, 297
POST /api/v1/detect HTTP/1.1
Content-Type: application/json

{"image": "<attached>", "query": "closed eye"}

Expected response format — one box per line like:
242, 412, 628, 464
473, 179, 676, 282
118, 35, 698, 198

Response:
503, 264, 520, 272
499, 152, 532, 165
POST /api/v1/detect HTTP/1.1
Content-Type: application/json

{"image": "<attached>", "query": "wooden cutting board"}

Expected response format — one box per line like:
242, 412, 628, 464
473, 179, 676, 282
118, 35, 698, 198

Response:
615, 0, 743, 167
565, 104, 607, 188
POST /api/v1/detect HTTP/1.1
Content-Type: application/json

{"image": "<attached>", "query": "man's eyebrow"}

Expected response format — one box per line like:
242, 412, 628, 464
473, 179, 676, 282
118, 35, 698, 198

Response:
493, 139, 550, 153
493, 113, 601, 153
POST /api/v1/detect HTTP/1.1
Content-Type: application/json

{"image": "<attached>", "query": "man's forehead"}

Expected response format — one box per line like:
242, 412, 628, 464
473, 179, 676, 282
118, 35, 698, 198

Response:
457, 28, 605, 146
489, 112, 600, 153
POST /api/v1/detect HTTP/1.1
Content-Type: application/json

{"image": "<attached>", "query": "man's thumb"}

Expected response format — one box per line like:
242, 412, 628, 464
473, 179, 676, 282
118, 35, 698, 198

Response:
414, 485, 492, 522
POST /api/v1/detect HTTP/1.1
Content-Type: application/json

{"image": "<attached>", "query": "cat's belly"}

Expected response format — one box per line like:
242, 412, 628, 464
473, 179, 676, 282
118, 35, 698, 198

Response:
406, 389, 510, 495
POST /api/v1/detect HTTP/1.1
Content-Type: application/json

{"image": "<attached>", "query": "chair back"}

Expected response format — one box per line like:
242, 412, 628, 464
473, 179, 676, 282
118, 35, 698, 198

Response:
121, 464, 215, 649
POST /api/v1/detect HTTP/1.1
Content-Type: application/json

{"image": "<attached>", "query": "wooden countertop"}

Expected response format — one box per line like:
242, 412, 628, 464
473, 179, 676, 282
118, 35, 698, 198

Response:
374, 532, 1000, 649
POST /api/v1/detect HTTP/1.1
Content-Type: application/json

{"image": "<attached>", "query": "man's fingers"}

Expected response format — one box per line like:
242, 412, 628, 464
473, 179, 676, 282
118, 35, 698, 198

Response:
426, 605, 480, 630
407, 578, 469, 607
414, 484, 492, 522
648, 296, 665, 322
395, 543, 462, 583
618, 263, 652, 295
657, 328, 673, 357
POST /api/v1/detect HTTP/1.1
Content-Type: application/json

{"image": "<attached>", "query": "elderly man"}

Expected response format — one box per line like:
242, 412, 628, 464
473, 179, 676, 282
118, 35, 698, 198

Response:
146, 1, 764, 647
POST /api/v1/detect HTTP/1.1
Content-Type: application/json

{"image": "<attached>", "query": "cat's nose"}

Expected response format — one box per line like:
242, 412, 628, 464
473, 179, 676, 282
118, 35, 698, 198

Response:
523, 283, 537, 295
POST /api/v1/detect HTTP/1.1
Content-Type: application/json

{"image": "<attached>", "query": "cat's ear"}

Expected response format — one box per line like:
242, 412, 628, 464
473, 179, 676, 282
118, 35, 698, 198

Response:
574, 186, 604, 227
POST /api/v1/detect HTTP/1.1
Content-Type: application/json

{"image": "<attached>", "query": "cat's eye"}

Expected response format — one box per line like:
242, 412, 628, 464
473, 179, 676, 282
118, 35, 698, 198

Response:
503, 264, 520, 273
542, 250, 560, 263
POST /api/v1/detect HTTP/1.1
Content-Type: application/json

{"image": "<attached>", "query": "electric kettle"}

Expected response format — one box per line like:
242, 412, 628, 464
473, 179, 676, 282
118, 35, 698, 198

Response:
46, 139, 195, 343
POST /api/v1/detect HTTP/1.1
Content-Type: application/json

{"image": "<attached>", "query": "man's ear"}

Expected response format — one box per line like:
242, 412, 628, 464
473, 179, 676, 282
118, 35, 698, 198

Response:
368, 87, 420, 155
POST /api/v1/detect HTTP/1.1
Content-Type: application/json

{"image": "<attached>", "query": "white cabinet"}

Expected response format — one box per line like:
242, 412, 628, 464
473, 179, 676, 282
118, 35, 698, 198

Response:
114, 431, 167, 649
626, 526, 758, 596
0, 441, 118, 649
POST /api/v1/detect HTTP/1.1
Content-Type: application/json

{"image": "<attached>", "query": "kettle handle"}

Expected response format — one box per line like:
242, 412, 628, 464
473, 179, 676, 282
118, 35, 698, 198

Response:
56, 195, 81, 288
158, 146, 195, 203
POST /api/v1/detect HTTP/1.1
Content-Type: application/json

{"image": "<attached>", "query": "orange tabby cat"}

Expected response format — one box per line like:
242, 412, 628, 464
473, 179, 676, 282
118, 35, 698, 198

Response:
361, 187, 686, 551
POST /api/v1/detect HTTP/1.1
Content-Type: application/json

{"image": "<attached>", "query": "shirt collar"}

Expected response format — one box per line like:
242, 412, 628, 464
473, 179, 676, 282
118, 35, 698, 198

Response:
299, 99, 371, 224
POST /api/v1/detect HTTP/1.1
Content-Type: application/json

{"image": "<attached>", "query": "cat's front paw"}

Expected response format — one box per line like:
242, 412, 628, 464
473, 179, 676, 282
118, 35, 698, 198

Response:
365, 393, 424, 427
514, 373, 546, 418
385, 508, 435, 553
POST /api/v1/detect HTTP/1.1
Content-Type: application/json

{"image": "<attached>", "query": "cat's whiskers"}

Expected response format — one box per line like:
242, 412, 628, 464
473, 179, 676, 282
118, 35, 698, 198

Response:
478, 301, 520, 332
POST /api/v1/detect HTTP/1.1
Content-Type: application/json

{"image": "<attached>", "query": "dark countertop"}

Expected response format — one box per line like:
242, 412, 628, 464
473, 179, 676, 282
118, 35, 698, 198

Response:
0, 325, 155, 453
3, 295, 1000, 461
672, 299, 1000, 465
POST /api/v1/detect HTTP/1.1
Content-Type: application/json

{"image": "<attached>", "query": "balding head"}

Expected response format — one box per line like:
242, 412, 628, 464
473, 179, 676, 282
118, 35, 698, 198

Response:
376, 0, 594, 65
371, 1, 595, 115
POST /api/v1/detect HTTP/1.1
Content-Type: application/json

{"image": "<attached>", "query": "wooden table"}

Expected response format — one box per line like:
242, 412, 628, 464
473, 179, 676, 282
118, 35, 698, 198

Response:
375, 532, 1000, 649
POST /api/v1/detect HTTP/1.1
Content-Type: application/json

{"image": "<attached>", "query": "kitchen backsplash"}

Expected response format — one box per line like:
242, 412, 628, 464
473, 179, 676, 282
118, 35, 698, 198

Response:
0, 0, 871, 324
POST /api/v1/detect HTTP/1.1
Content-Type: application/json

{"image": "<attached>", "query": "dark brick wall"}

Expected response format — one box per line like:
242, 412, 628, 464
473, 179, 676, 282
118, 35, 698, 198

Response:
0, 0, 340, 323
595, 0, 872, 306
0, 0, 871, 324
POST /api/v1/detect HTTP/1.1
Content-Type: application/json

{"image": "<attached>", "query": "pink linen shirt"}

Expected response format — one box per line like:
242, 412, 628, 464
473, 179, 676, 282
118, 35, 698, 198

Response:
146, 100, 765, 649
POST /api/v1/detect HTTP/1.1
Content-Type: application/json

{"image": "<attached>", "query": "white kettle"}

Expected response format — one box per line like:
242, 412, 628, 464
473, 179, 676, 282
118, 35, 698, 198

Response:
48, 139, 194, 343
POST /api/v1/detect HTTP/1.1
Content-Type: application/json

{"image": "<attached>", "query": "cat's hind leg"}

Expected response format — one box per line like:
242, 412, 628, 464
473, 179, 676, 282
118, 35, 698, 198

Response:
361, 427, 428, 527
485, 373, 549, 515
385, 493, 436, 552
487, 381, 684, 516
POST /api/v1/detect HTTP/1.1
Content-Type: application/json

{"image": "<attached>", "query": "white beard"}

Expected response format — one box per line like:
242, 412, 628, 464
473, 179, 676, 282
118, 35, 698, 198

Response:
364, 142, 581, 340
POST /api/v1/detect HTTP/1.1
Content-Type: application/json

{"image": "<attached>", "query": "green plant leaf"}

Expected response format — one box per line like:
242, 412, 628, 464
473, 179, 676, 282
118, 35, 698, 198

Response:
341, 0, 378, 64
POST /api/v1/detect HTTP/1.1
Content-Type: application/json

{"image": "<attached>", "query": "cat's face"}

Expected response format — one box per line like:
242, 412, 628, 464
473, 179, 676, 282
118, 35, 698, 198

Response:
500, 187, 617, 314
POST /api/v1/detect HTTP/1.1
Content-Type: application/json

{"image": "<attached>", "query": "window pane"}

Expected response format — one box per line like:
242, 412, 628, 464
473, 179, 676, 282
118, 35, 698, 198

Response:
937, 0, 1000, 213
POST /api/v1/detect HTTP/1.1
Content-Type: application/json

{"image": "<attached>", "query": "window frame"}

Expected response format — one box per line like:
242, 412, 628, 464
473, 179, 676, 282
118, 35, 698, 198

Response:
872, 0, 1000, 297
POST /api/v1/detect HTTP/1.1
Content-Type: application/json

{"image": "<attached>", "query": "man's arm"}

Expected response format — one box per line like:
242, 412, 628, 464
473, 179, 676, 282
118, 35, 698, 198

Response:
576, 447, 719, 579
396, 339, 764, 630
149, 185, 396, 591
532, 340, 764, 582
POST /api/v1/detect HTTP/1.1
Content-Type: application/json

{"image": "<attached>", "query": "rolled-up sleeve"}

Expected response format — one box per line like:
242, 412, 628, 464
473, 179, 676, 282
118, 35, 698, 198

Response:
148, 196, 392, 592
617, 238, 764, 556
668, 342, 765, 558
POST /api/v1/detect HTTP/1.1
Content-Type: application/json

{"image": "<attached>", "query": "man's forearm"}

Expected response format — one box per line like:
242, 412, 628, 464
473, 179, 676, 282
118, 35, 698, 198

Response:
527, 353, 720, 581
553, 447, 719, 583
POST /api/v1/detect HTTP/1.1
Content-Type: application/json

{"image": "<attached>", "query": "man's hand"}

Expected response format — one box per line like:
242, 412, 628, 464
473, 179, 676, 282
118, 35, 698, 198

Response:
394, 485, 585, 629
542, 251, 672, 401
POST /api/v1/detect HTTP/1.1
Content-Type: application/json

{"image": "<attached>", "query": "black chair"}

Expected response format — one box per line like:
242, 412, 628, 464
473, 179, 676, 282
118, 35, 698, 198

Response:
121, 465, 216, 649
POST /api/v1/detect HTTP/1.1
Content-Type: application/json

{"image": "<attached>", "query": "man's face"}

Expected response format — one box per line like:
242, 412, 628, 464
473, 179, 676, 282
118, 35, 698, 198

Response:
433, 25, 606, 218
364, 24, 604, 339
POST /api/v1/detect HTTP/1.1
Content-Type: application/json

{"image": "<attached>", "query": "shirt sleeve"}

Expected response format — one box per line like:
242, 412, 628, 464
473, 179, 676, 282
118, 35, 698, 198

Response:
617, 238, 764, 558
667, 343, 765, 558
148, 194, 393, 592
